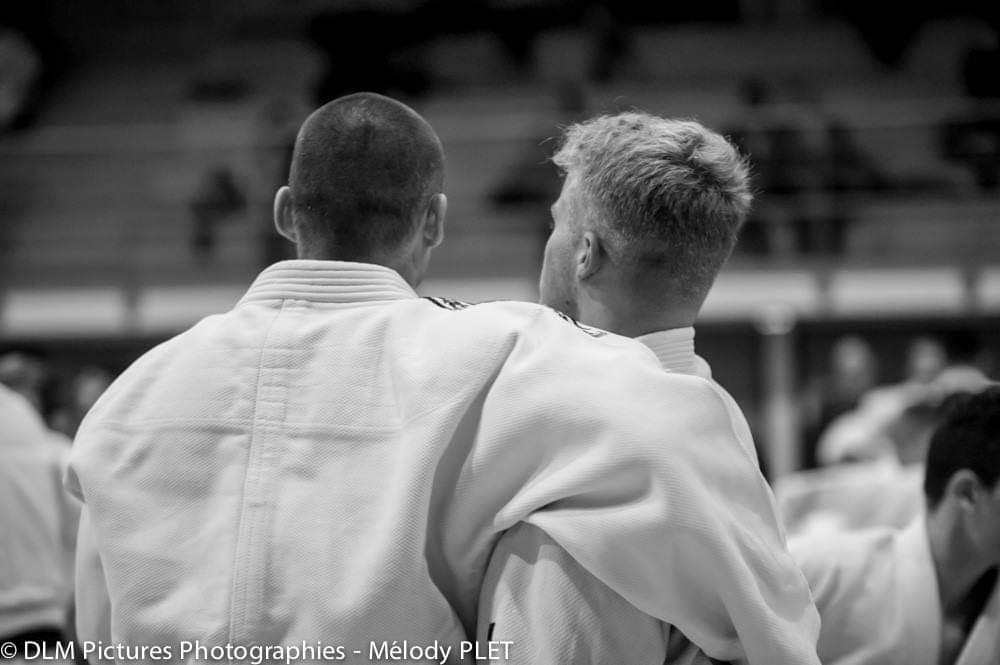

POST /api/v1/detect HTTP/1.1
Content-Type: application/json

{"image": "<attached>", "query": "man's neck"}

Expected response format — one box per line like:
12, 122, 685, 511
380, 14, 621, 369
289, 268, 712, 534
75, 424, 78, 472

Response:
580, 296, 697, 338
927, 512, 995, 614
297, 249, 421, 288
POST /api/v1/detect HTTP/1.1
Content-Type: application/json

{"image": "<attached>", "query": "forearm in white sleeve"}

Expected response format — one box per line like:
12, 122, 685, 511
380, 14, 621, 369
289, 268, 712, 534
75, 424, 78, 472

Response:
74, 508, 112, 650
477, 522, 670, 665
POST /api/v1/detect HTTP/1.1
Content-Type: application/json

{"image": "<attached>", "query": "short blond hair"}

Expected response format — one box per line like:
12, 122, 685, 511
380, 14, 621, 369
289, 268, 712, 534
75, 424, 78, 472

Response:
553, 113, 752, 298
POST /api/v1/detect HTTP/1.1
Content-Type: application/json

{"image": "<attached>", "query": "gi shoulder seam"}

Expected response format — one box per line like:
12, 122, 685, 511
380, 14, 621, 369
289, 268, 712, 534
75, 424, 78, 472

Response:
551, 309, 607, 337
422, 297, 606, 337
422, 296, 473, 311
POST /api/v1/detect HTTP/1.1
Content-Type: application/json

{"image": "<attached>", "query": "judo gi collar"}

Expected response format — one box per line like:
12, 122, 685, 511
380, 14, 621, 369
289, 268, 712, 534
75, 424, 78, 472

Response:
239, 260, 418, 304
636, 327, 699, 376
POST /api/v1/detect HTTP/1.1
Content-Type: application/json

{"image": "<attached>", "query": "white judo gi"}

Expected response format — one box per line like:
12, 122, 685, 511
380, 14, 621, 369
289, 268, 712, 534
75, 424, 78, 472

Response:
68, 261, 819, 663
478, 327, 807, 665
774, 459, 923, 537
791, 518, 999, 665
0, 384, 76, 639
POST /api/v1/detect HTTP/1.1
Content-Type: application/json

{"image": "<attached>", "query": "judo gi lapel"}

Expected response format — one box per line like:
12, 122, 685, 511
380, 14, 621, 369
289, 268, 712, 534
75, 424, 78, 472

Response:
954, 574, 1000, 665
894, 517, 943, 665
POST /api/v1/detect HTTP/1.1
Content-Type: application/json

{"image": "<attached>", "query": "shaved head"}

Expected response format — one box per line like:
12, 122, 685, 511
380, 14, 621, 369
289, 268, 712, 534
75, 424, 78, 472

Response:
287, 92, 445, 260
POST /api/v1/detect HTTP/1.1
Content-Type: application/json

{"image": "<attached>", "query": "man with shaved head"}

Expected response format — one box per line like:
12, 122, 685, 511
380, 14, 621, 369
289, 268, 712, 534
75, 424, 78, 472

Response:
278, 92, 446, 272
69, 94, 818, 664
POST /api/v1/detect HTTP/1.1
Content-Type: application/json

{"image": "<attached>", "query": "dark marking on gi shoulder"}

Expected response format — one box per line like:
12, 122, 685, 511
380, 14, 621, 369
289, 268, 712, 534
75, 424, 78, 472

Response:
553, 310, 607, 338
423, 296, 472, 311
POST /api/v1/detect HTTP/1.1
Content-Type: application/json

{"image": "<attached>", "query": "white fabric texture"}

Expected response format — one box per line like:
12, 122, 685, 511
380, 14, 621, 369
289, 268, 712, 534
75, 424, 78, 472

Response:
638, 327, 757, 468
478, 327, 797, 664
635, 328, 701, 378
0, 384, 75, 637
478, 522, 713, 665
68, 260, 819, 663
775, 459, 924, 537
791, 517, 999, 665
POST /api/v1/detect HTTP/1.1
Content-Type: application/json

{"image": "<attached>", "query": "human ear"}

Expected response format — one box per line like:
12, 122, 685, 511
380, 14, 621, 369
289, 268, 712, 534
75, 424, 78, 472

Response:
576, 230, 603, 281
273, 186, 297, 243
422, 193, 447, 249
947, 470, 983, 512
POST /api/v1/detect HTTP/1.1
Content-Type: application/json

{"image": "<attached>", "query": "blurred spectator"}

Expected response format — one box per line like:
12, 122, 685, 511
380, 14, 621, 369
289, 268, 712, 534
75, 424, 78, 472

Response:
583, 1, 634, 83
938, 22, 1000, 190
0, 27, 41, 132
815, 376, 941, 466
941, 106, 1000, 191
0, 383, 77, 658
0, 351, 48, 414
730, 78, 889, 258
728, 78, 822, 198
255, 97, 305, 268
801, 336, 878, 468
776, 457, 924, 537
189, 166, 247, 262
817, 334, 991, 465
728, 77, 822, 257
778, 378, 991, 537
823, 121, 888, 200
780, 332, 994, 537
0, 350, 72, 455
489, 82, 588, 259
942, 113, 1000, 191
789, 386, 1000, 665
906, 335, 948, 384
49, 367, 112, 439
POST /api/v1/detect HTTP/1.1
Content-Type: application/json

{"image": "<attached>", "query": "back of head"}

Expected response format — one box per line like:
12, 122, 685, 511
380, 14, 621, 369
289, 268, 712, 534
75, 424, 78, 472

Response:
288, 92, 444, 261
553, 112, 752, 303
924, 385, 1000, 510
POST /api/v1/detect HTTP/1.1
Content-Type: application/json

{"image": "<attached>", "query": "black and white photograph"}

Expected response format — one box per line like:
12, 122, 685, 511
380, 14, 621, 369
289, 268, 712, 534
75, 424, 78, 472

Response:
1, 1, 999, 663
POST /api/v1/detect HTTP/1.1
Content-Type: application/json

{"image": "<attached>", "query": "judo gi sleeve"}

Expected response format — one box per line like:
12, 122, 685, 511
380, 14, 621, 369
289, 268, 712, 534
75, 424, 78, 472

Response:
74, 508, 113, 649
477, 521, 724, 665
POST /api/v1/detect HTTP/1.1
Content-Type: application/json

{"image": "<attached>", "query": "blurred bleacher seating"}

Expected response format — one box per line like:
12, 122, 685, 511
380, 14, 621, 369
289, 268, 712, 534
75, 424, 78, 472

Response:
1, 2, 998, 478
0, 5, 998, 314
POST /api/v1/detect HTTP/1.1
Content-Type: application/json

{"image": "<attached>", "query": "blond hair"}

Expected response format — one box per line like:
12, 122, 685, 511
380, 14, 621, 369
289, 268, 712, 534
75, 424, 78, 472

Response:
554, 113, 752, 298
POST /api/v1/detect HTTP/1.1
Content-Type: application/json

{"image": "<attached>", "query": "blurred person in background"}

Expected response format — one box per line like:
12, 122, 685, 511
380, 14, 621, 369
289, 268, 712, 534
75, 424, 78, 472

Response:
800, 335, 879, 468
792, 386, 1000, 665
0, 351, 49, 416
817, 333, 990, 466
489, 82, 588, 261
0, 352, 79, 542
777, 362, 992, 536
907, 335, 949, 384
67, 93, 818, 664
0, 354, 81, 661
48, 367, 112, 439
188, 166, 247, 263
726, 76, 824, 258
479, 112, 820, 664
0, 26, 41, 132
779, 389, 945, 536
255, 97, 307, 268
0, 382, 76, 662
